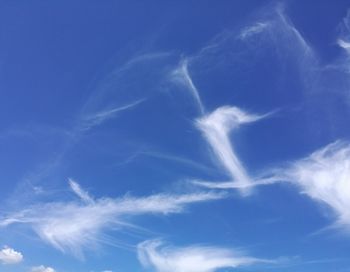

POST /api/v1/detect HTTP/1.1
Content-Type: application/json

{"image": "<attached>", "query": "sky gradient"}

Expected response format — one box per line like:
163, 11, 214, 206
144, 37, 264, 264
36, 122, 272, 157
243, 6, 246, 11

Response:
1, 1, 350, 272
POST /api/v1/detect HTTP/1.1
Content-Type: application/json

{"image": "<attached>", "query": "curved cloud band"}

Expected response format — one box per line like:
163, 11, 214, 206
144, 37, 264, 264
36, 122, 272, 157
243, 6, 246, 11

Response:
195, 106, 267, 194
138, 239, 274, 272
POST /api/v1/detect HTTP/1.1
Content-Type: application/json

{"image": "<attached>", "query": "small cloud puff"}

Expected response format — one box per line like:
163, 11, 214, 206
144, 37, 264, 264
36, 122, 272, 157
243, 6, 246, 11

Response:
0, 246, 23, 265
31, 265, 55, 272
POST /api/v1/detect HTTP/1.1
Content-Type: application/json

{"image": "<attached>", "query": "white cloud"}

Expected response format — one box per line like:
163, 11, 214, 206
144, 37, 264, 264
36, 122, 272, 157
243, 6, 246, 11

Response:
338, 9, 350, 52
137, 239, 274, 272
239, 22, 270, 39
80, 98, 145, 131
0, 246, 23, 265
336, 11, 350, 76
192, 177, 278, 190
69, 179, 94, 204
0, 181, 224, 257
283, 141, 350, 231
237, 4, 314, 65
138, 151, 216, 175
338, 39, 350, 51
337, 39, 350, 73
195, 106, 267, 195
275, 5, 313, 56
170, 59, 205, 115
31, 265, 56, 272
195, 138, 350, 233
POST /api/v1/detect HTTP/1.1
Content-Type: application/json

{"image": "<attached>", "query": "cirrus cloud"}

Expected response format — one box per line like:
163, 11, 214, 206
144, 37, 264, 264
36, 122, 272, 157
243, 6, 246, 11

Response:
195, 106, 269, 195
137, 239, 274, 272
0, 180, 225, 258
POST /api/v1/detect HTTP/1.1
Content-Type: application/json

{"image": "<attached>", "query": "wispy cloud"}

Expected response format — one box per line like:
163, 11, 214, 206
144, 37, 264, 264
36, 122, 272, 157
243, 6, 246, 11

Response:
192, 177, 278, 190
275, 5, 313, 56
338, 9, 350, 52
239, 22, 270, 40
136, 151, 217, 175
79, 98, 145, 132
69, 179, 94, 204
282, 141, 350, 232
170, 59, 205, 115
7, 51, 155, 198
196, 138, 350, 233
195, 106, 269, 195
0, 246, 23, 265
337, 11, 350, 74
236, 3, 315, 67
338, 39, 350, 52
31, 265, 56, 272
137, 239, 274, 272
0, 181, 224, 257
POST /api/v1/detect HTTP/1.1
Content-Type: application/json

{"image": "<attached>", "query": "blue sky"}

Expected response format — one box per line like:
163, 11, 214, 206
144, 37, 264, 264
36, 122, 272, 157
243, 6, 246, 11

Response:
1, 1, 350, 271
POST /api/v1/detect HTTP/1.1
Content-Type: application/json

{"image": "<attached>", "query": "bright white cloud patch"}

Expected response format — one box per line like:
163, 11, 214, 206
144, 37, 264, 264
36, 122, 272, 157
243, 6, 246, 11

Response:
195, 106, 266, 194
338, 39, 350, 52
284, 141, 350, 231
31, 265, 56, 272
138, 239, 273, 272
0, 181, 224, 257
0, 246, 23, 265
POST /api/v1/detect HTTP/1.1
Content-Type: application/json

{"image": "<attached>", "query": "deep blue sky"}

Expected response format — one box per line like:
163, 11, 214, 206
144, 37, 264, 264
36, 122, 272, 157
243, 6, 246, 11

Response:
1, 1, 350, 272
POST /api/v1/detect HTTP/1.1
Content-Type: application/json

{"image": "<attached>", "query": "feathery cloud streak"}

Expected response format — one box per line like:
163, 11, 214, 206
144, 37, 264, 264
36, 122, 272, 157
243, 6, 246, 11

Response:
69, 179, 95, 204
79, 99, 145, 132
237, 3, 315, 73
195, 106, 267, 194
0, 182, 224, 257
170, 59, 205, 115
137, 239, 274, 272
